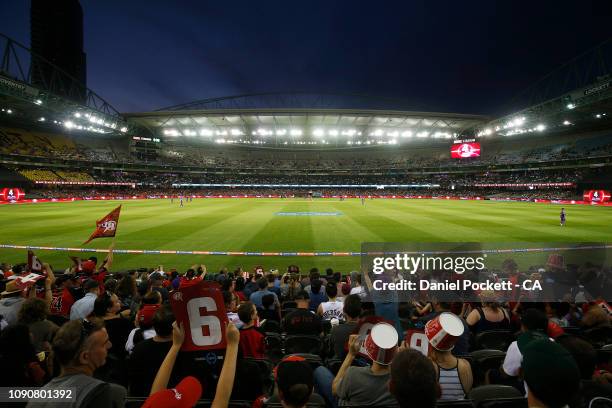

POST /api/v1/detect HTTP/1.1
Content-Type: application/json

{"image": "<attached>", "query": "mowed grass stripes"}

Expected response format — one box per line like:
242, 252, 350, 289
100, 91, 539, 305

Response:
0, 198, 611, 273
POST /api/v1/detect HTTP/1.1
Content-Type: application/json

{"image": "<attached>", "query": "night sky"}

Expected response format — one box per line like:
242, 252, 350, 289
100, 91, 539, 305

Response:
1, 0, 611, 115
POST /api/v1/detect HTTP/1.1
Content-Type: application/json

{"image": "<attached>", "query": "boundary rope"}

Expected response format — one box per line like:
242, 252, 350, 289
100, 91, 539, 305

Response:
1, 244, 610, 256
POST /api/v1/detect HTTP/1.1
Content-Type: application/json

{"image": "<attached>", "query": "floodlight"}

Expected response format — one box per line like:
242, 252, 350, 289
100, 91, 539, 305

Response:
313, 128, 324, 137
230, 128, 243, 136
328, 129, 338, 137
536, 124, 546, 131
563, 120, 571, 125
6, 109, 12, 114
38, 117, 45, 122
289, 128, 302, 136
276, 129, 287, 136
401, 130, 413, 137
34, 99, 43, 105
566, 103, 575, 109
120, 127, 128, 133
64, 121, 75, 128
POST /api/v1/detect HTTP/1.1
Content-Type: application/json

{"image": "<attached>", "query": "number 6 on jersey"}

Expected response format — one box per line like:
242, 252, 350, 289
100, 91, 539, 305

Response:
170, 281, 228, 351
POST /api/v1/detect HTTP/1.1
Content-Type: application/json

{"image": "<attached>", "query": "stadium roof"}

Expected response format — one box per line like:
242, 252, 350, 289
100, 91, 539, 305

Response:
125, 97, 489, 146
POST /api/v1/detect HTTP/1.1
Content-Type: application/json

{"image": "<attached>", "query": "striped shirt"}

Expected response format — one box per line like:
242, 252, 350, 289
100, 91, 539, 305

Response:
437, 362, 466, 400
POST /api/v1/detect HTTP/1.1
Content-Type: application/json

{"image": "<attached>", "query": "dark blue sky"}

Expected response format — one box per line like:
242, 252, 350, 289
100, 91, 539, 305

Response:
1, 0, 611, 115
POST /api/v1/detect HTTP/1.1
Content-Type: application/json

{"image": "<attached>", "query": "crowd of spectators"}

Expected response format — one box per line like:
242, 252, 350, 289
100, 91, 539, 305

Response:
0, 253, 611, 407
2, 126, 611, 173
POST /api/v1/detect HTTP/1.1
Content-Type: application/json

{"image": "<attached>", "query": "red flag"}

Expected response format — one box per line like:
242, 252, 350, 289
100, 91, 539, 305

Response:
28, 250, 43, 272
83, 205, 121, 245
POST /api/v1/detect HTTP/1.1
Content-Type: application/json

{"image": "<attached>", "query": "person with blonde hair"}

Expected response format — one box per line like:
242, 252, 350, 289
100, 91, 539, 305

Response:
466, 290, 510, 333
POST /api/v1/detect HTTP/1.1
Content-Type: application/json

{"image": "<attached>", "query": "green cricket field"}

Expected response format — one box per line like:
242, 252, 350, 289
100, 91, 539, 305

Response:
0, 198, 611, 273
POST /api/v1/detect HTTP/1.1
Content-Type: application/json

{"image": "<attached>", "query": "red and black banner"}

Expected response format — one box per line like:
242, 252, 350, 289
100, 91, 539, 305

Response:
83, 205, 122, 245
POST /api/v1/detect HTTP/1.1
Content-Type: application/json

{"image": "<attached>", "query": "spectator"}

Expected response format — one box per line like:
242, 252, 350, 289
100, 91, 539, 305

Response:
419, 302, 470, 356
349, 272, 365, 299
259, 293, 281, 322
249, 278, 279, 310
143, 321, 239, 408
330, 294, 361, 359
390, 349, 440, 408
223, 290, 243, 329
237, 301, 265, 358
27, 318, 127, 408
115, 274, 137, 309
317, 282, 344, 321
308, 279, 328, 313
328, 328, 398, 407
556, 335, 612, 406
70, 279, 100, 320
275, 357, 317, 407
466, 290, 511, 332
267, 273, 281, 298
0, 279, 26, 326
243, 274, 259, 299
125, 291, 162, 353
492, 308, 549, 386
128, 305, 176, 396
18, 297, 59, 352
425, 313, 472, 400
281, 272, 301, 300
234, 276, 247, 301
581, 304, 611, 329
522, 339, 580, 408
253, 355, 325, 408
0, 324, 50, 386
149, 273, 169, 303
92, 292, 134, 360
283, 291, 323, 336
49, 274, 79, 322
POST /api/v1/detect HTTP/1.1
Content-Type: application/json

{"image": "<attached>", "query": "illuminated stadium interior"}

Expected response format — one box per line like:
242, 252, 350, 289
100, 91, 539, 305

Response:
1, 5, 612, 408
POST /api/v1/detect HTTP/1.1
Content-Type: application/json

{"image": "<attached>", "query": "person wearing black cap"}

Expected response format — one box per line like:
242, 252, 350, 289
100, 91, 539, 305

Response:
277, 357, 316, 408
254, 356, 325, 408
522, 339, 580, 408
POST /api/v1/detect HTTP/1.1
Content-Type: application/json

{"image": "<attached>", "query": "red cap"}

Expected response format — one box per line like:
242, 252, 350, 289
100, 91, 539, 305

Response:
425, 312, 465, 351
138, 304, 161, 327
142, 376, 202, 408
546, 254, 564, 270
273, 355, 306, 379
82, 260, 96, 273
364, 322, 398, 365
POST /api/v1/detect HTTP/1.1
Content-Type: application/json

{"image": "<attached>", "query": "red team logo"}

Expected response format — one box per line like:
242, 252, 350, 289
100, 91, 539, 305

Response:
451, 142, 481, 159
0, 187, 25, 201
583, 190, 611, 203
101, 220, 117, 232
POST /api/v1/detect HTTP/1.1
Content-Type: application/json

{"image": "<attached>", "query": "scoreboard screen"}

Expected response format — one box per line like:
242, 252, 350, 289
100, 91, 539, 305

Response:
583, 190, 611, 203
451, 142, 481, 159
0, 187, 25, 201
